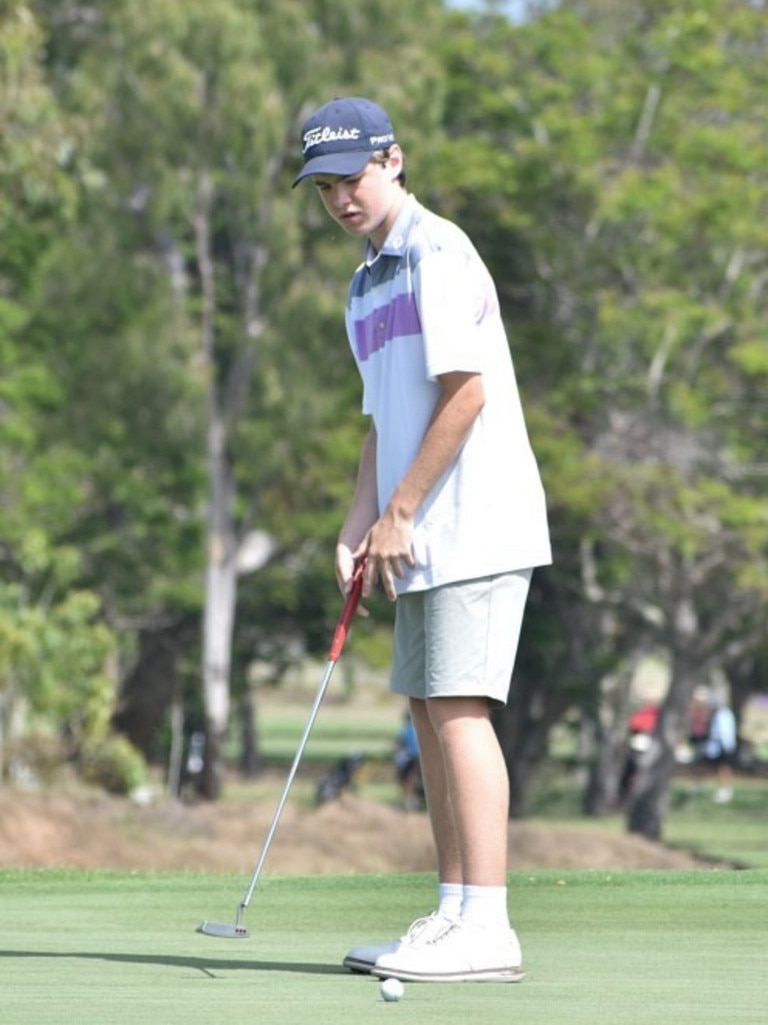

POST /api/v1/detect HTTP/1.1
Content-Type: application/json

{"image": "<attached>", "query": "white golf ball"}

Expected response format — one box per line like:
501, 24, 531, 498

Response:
380, 977, 405, 1002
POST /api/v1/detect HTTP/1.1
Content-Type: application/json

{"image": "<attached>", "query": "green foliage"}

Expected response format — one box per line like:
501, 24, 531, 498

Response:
0, 1, 76, 257
80, 733, 148, 794
0, 582, 117, 744
0, 563, 123, 787
0, 0, 763, 824
445, 0, 768, 588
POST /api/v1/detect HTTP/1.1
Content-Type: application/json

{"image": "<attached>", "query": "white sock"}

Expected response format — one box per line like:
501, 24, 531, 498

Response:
460, 885, 510, 930
437, 882, 464, 918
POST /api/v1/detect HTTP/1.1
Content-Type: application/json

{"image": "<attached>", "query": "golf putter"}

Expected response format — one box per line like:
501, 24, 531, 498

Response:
198, 561, 366, 938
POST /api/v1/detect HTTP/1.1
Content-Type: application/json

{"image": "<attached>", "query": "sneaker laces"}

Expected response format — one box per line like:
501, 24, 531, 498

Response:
405, 910, 455, 943
425, 920, 462, 947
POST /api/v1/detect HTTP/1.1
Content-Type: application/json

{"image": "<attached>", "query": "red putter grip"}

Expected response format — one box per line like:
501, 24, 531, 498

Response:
328, 562, 365, 662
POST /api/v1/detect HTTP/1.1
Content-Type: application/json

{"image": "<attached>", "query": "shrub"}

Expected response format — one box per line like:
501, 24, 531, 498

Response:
80, 734, 148, 795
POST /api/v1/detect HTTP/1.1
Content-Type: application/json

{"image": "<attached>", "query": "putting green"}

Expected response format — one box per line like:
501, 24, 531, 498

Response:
0, 869, 765, 1024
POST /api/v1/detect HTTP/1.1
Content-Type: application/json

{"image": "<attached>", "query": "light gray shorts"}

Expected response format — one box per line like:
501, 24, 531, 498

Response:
390, 569, 533, 706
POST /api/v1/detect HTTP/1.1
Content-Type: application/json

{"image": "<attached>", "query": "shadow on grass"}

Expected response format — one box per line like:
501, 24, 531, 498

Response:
0, 949, 347, 976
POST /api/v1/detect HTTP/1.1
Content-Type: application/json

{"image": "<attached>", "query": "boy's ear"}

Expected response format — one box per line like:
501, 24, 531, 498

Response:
388, 144, 404, 179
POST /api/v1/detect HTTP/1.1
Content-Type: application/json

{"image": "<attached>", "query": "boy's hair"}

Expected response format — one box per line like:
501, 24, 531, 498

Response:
371, 148, 407, 188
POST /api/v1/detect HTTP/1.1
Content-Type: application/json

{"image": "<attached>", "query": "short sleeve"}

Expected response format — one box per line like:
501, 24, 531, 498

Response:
413, 248, 489, 380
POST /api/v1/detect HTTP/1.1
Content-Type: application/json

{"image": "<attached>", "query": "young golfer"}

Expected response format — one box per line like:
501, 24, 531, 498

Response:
293, 97, 551, 982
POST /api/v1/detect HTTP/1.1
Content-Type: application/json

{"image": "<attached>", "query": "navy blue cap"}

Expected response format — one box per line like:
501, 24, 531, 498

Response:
292, 97, 396, 187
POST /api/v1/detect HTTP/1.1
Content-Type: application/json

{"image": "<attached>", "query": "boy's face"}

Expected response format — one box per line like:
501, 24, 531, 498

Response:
312, 145, 405, 252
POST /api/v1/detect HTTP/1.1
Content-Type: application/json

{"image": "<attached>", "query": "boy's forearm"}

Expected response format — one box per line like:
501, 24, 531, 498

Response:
387, 371, 485, 521
338, 425, 379, 550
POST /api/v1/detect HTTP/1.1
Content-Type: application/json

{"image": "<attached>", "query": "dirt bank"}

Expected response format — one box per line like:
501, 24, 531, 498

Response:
0, 786, 711, 874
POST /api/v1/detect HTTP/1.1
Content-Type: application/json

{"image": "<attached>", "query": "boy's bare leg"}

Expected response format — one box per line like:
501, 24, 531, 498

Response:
368, 694, 523, 982
409, 697, 462, 884
411, 695, 509, 887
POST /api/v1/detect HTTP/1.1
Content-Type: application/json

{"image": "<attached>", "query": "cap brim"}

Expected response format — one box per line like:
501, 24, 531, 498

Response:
292, 150, 372, 188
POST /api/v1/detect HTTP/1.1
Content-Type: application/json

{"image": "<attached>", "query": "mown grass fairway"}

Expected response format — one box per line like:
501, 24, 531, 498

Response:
1, 868, 765, 1025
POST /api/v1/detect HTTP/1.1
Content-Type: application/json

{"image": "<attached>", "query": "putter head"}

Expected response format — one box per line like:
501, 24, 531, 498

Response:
197, 920, 250, 939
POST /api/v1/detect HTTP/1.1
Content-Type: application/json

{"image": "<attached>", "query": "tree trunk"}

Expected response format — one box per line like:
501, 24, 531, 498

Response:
239, 691, 262, 778
493, 673, 567, 818
582, 645, 647, 816
582, 710, 624, 817
195, 168, 239, 800
200, 417, 238, 799
624, 733, 670, 841
166, 694, 184, 799
113, 627, 180, 759
626, 648, 700, 840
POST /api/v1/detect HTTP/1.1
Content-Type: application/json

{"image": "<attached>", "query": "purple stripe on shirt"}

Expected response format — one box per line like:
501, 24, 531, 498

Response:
353, 292, 421, 362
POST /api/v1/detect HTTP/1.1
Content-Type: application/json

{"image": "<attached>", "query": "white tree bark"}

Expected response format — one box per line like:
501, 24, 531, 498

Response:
194, 168, 239, 797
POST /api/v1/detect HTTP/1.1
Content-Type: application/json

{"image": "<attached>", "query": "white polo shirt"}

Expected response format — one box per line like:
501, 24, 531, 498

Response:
345, 194, 551, 593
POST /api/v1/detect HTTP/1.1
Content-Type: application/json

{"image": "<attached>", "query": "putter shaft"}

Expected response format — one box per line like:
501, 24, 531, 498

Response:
197, 564, 365, 938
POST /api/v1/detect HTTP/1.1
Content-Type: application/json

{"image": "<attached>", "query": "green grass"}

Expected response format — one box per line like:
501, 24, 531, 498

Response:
256, 691, 404, 764
519, 770, 768, 869
1, 868, 766, 1025
665, 779, 768, 868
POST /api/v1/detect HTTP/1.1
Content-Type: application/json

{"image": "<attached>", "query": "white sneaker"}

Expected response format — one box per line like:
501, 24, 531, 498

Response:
371, 919, 525, 983
342, 911, 457, 974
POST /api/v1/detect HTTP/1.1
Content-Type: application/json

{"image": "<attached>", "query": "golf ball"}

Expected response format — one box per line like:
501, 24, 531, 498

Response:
380, 977, 404, 1002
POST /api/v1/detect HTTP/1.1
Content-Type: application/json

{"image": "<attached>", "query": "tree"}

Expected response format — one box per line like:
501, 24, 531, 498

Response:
16, 0, 765, 825
31, 0, 448, 795
0, 2, 119, 773
437, 0, 768, 831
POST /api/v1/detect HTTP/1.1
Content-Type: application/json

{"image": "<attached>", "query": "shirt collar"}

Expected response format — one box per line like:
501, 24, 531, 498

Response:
364, 193, 419, 265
